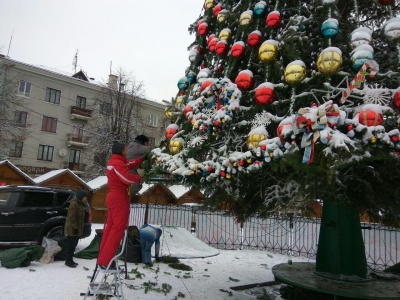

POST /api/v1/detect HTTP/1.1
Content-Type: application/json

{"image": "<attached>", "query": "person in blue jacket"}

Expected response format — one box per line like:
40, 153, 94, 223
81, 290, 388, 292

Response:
139, 224, 162, 266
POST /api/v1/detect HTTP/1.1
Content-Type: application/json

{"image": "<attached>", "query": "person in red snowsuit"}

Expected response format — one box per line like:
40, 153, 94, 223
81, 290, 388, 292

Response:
97, 141, 145, 268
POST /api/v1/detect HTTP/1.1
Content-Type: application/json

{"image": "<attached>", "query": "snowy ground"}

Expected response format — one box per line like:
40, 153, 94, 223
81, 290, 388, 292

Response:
0, 224, 314, 300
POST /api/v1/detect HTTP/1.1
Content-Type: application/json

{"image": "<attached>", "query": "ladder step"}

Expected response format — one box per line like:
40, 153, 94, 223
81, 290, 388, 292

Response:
89, 282, 111, 294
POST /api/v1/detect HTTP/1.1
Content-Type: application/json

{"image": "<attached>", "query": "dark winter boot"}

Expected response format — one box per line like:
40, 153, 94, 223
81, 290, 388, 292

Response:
65, 260, 77, 268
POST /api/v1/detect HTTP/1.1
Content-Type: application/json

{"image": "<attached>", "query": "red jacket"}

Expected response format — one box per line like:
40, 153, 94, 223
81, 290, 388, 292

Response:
106, 154, 143, 191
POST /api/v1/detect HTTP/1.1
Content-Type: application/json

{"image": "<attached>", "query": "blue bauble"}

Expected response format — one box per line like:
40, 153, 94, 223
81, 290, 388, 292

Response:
187, 71, 197, 84
350, 48, 373, 71
253, 1, 266, 17
177, 77, 189, 90
321, 20, 339, 38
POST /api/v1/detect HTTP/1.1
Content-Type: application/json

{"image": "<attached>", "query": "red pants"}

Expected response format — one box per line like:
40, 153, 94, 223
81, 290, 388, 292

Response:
97, 190, 130, 266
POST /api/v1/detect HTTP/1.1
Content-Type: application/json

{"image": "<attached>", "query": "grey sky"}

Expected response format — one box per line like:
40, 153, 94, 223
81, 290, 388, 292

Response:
0, 0, 204, 102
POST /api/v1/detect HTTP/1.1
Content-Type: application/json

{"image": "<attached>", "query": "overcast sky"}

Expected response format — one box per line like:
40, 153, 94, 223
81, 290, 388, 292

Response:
0, 0, 204, 102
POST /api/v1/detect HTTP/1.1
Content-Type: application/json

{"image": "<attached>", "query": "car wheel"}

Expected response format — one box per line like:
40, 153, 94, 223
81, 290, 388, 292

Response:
45, 225, 64, 242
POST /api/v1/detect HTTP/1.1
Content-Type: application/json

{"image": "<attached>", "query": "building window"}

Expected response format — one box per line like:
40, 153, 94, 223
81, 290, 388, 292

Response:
41, 116, 58, 133
100, 102, 112, 115
45, 88, 61, 104
148, 114, 158, 127
9, 142, 23, 158
38, 145, 54, 161
14, 111, 27, 127
68, 149, 81, 171
76, 96, 86, 108
18, 80, 31, 97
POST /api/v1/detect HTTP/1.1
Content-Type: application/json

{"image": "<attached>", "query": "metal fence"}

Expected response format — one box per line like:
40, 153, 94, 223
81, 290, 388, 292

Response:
129, 204, 399, 271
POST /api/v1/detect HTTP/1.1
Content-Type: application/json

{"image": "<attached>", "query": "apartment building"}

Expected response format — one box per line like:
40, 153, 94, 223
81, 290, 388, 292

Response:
0, 54, 167, 179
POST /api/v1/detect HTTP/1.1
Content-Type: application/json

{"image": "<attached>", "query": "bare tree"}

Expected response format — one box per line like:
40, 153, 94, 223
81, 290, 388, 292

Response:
0, 61, 28, 159
85, 68, 145, 178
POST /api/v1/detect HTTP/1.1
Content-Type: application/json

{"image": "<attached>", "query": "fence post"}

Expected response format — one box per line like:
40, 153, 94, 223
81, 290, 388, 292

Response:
240, 221, 244, 250
144, 202, 149, 224
288, 213, 294, 265
191, 206, 197, 236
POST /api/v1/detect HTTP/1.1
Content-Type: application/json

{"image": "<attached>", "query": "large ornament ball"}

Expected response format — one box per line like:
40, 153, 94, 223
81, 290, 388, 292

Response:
213, 4, 222, 16
217, 9, 229, 23
247, 30, 262, 48
200, 80, 214, 93
266, 11, 281, 29
164, 107, 174, 121
253, 1, 267, 17
177, 77, 190, 90
247, 131, 268, 149
383, 18, 400, 41
359, 110, 383, 126
169, 138, 184, 155
165, 124, 179, 140
240, 10, 253, 25
204, 0, 214, 9
277, 117, 294, 143
187, 71, 197, 84
321, 18, 339, 38
284, 60, 306, 84
350, 44, 373, 71
183, 105, 194, 119
349, 27, 372, 49
317, 47, 342, 75
254, 83, 275, 106
176, 96, 185, 106
216, 40, 229, 56
258, 40, 279, 63
235, 70, 254, 91
219, 28, 232, 41
208, 37, 219, 52
231, 41, 246, 59
393, 90, 400, 109
197, 22, 209, 36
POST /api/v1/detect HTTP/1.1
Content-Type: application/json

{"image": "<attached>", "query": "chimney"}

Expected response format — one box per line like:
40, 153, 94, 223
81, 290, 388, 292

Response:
108, 74, 118, 89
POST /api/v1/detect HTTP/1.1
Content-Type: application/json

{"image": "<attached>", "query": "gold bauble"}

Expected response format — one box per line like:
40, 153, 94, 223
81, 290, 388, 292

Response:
205, 0, 214, 9
164, 107, 174, 120
169, 139, 183, 155
247, 133, 267, 149
239, 11, 252, 25
258, 42, 279, 63
284, 62, 306, 84
176, 96, 185, 105
217, 10, 228, 23
317, 50, 342, 75
219, 29, 232, 41
371, 136, 377, 143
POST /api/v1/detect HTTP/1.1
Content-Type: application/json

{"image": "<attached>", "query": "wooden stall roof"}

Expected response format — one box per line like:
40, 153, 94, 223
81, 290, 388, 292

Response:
0, 160, 35, 185
33, 169, 90, 190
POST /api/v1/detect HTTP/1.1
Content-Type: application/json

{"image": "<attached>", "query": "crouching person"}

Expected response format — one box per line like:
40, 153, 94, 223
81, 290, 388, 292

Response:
139, 224, 162, 266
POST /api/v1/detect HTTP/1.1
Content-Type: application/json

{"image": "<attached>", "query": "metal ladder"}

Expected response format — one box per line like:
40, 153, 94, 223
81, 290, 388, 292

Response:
83, 230, 128, 299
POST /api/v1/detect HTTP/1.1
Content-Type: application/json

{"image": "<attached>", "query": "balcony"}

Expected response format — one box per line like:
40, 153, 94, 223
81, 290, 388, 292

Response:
64, 162, 86, 175
70, 106, 93, 121
67, 133, 89, 147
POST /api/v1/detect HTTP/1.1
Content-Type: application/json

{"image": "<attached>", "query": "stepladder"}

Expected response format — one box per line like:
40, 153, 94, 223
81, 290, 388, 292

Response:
83, 230, 128, 299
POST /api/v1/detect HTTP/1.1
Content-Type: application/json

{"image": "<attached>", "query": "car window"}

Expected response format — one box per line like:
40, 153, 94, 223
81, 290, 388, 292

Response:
0, 191, 20, 208
20, 191, 54, 207
57, 192, 73, 207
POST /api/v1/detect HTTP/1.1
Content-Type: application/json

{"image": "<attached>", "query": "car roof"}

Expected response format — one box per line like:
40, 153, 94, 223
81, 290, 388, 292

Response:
0, 185, 74, 193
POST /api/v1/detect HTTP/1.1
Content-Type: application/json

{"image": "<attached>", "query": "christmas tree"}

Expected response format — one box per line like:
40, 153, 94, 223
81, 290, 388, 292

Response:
151, 0, 400, 283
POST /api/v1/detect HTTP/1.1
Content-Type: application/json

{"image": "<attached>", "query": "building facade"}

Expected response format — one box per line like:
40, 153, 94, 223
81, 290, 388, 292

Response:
0, 55, 166, 179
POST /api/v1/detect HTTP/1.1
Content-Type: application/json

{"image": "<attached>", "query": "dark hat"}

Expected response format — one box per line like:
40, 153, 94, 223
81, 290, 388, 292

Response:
112, 141, 125, 154
75, 190, 87, 201
135, 135, 149, 145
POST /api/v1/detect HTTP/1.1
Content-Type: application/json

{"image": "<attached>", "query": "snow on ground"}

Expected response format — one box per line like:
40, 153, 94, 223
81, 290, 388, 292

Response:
0, 224, 314, 300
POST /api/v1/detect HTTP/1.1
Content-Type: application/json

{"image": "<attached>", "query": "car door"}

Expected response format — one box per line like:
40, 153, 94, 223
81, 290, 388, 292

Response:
0, 190, 21, 241
12, 190, 58, 241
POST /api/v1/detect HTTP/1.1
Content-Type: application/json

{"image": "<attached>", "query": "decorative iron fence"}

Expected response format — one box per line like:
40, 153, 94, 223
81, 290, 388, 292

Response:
129, 204, 399, 271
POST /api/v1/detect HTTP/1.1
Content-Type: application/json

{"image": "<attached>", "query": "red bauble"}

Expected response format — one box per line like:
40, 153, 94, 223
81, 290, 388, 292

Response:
215, 40, 229, 56
391, 135, 399, 143
207, 34, 215, 44
231, 42, 246, 59
208, 38, 219, 52
358, 110, 383, 126
184, 105, 194, 119
247, 31, 262, 48
254, 85, 275, 105
165, 125, 178, 140
197, 22, 209, 36
217, 64, 224, 74
235, 71, 254, 91
393, 90, 400, 109
277, 119, 293, 143
201, 80, 213, 92
213, 4, 222, 16
266, 11, 281, 29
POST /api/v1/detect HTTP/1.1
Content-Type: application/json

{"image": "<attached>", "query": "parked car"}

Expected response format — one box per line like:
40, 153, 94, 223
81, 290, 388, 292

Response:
0, 185, 92, 246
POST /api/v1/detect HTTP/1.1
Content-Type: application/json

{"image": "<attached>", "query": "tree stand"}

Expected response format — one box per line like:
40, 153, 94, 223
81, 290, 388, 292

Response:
272, 200, 400, 299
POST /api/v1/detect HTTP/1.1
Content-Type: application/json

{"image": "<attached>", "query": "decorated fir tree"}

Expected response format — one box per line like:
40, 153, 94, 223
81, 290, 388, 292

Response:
151, 0, 400, 281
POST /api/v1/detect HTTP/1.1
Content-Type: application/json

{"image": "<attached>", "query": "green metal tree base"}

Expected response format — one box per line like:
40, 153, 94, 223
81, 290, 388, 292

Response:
315, 199, 369, 281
